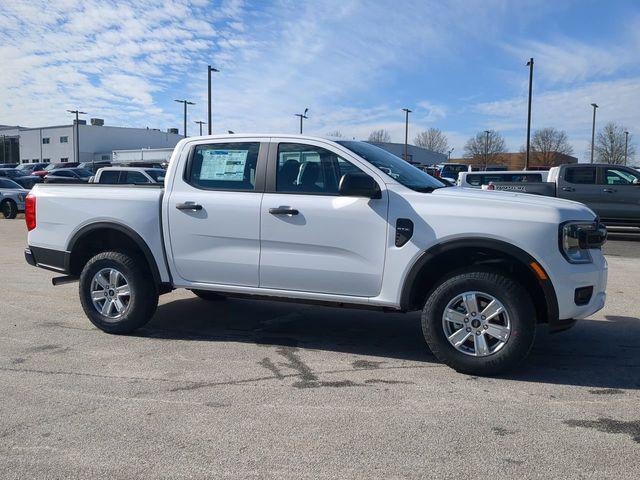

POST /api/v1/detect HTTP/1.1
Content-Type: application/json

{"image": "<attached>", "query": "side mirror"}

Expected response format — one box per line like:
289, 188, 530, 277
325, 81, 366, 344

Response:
339, 173, 381, 199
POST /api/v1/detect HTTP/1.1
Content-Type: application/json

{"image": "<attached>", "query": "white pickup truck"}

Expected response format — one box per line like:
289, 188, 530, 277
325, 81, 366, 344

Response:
24, 134, 608, 375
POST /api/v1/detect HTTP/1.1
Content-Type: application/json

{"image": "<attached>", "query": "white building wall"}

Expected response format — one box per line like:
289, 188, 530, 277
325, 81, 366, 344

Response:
15, 124, 183, 163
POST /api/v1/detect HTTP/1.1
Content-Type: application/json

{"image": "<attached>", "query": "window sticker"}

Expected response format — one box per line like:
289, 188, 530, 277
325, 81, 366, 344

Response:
199, 149, 248, 181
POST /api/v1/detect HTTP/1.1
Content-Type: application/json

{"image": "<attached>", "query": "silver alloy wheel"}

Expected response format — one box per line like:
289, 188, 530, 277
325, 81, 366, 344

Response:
442, 291, 511, 357
90, 268, 131, 320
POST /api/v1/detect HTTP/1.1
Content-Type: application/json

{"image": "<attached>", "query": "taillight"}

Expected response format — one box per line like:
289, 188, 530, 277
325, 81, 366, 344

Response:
25, 194, 36, 231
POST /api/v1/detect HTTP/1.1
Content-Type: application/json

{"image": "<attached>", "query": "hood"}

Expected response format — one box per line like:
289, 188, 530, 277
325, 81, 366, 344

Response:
402, 186, 596, 223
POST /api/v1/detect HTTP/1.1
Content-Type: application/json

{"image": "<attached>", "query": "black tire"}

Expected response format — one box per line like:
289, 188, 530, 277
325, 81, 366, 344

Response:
1, 199, 18, 219
422, 268, 536, 376
190, 289, 226, 301
79, 251, 158, 334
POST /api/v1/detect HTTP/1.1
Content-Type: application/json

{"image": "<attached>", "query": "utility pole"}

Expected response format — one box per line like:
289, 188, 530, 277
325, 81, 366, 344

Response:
402, 108, 412, 162
194, 121, 206, 136
66, 109, 86, 163
207, 66, 218, 135
294, 108, 309, 134
447, 148, 454, 161
624, 131, 629, 165
525, 58, 534, 170
484, 130, 490, 170
175, 99, 195, 137
590, 103, 598, 163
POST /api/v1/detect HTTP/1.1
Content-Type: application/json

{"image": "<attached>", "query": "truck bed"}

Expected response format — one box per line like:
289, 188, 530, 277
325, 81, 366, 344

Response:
27, 183, 169, 281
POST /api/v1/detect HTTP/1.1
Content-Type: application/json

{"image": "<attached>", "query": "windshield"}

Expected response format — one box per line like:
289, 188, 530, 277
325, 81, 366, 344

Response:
70, 168, 93, 177
145, 169, 166, 182
337, 141, 445, 192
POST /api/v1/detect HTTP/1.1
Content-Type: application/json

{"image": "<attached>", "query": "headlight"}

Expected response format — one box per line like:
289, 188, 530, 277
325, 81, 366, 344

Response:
559, 221, 607, 264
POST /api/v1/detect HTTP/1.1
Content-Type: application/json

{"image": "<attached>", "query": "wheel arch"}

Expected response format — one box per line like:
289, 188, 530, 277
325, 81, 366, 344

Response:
67, 222, 162, 286
400, 238, 559, 325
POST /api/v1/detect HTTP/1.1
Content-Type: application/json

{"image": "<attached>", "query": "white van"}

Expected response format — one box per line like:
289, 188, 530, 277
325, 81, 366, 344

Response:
458, 170, 548, 188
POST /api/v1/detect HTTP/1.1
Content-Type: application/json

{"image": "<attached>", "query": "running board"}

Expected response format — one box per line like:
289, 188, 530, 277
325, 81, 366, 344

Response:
52, 275, 78, 286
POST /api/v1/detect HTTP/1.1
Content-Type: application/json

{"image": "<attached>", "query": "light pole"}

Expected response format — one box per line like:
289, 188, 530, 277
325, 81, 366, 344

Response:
294, 108, 309, 134
402, 108, 412, 162
624, 131, 629, 165
590, 103, 598, 163
194, 121, 206, 136
484, 130, 490, 170
66, 109, 86, 163
525, 58, 534, 170
175, 99, 195, 137
207, 66, 219, 135
447, 148, 454, 161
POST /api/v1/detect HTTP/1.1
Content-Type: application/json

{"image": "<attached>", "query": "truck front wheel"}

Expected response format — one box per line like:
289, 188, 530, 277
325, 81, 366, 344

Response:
422, 269, 536, 376
79, 251, 159, 334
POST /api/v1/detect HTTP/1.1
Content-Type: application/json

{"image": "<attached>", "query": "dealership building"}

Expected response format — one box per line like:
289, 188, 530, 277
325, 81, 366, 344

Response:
0, 120, 183, 165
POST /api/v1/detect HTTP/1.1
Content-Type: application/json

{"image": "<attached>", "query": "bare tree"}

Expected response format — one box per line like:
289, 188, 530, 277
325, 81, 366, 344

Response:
414, 128, 449, 154
594, 122, 636, 165
528, 127, 574, 166
368, 129, 391, 143
463, 130, 507, 168
326, 130, 343, 138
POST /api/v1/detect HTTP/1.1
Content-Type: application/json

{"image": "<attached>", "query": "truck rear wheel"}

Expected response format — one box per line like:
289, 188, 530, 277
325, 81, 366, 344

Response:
1, 199, 18, 219
422, 269, 536, 376
79, 251, 158, 334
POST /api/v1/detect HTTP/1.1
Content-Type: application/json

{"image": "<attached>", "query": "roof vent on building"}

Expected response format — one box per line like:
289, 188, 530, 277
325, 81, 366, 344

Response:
167, 128, 179, 134
90, 118, 104, 126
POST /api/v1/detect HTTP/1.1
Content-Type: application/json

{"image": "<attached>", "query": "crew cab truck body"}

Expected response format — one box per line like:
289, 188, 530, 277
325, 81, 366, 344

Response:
486, 163, 640, 227
24, 135, 608, 375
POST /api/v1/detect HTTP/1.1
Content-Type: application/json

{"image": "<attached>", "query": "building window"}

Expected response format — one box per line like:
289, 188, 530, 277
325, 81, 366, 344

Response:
43, 158, 50, 163
60, 157, 68, 162
42, 137, 50, 144
101, 155, 110, 161
60, 136, 68, 143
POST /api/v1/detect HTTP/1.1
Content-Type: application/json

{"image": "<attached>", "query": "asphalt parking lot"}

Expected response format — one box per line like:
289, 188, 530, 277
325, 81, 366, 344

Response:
1, 219, 639, 479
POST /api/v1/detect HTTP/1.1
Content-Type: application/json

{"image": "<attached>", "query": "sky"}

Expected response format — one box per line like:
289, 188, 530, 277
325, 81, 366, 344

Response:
1, 0, 640, 161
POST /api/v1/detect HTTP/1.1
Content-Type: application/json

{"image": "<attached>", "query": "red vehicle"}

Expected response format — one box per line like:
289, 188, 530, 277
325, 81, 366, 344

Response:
31, 162, 79, 178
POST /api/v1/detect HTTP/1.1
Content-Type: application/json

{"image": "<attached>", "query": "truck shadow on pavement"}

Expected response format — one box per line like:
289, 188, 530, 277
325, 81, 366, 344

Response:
139, 297, 640, 390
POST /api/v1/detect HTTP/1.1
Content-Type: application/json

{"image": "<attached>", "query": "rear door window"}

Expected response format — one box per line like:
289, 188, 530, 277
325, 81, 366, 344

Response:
121, 171, 150, 184
186, 142, 259, 191
98, 171, 120, 184
564, 167, 596, 184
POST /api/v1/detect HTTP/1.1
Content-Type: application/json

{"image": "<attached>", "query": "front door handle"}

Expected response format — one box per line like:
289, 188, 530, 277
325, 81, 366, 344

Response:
269, 207, 299, 215
176, 202, 203, 211
561, 186, 575, 192
603, 188, 616, 193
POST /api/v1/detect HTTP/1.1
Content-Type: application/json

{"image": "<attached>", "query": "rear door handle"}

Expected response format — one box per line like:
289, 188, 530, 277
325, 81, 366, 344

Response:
561, 187, 575, 192
176, 202, 203, 211
269, 207, 299, 215
603, 188, 616, 193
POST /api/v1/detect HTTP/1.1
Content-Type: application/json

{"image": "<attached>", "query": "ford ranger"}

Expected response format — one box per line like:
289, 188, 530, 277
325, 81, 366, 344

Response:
23, 135, 608, 375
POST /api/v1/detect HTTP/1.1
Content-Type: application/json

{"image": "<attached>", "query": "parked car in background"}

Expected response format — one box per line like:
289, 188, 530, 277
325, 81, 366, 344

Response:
92, 167, 166, 184
486, 163, 640, 227
24, 134, 608, 376
0, 178, 28, 218
439, 163, 470, 183
31, 162, 80, 179
0, 168, 41, 189
15, 163, 48, 174
1, 163, 19, 169
78, 161, 112, 174
458, 171, 548, 189
44, 168, 93, 184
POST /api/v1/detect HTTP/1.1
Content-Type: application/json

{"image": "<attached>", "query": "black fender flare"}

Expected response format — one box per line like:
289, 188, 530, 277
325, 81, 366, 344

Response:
399, 237, 559, 323
67, 222, 162, 285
